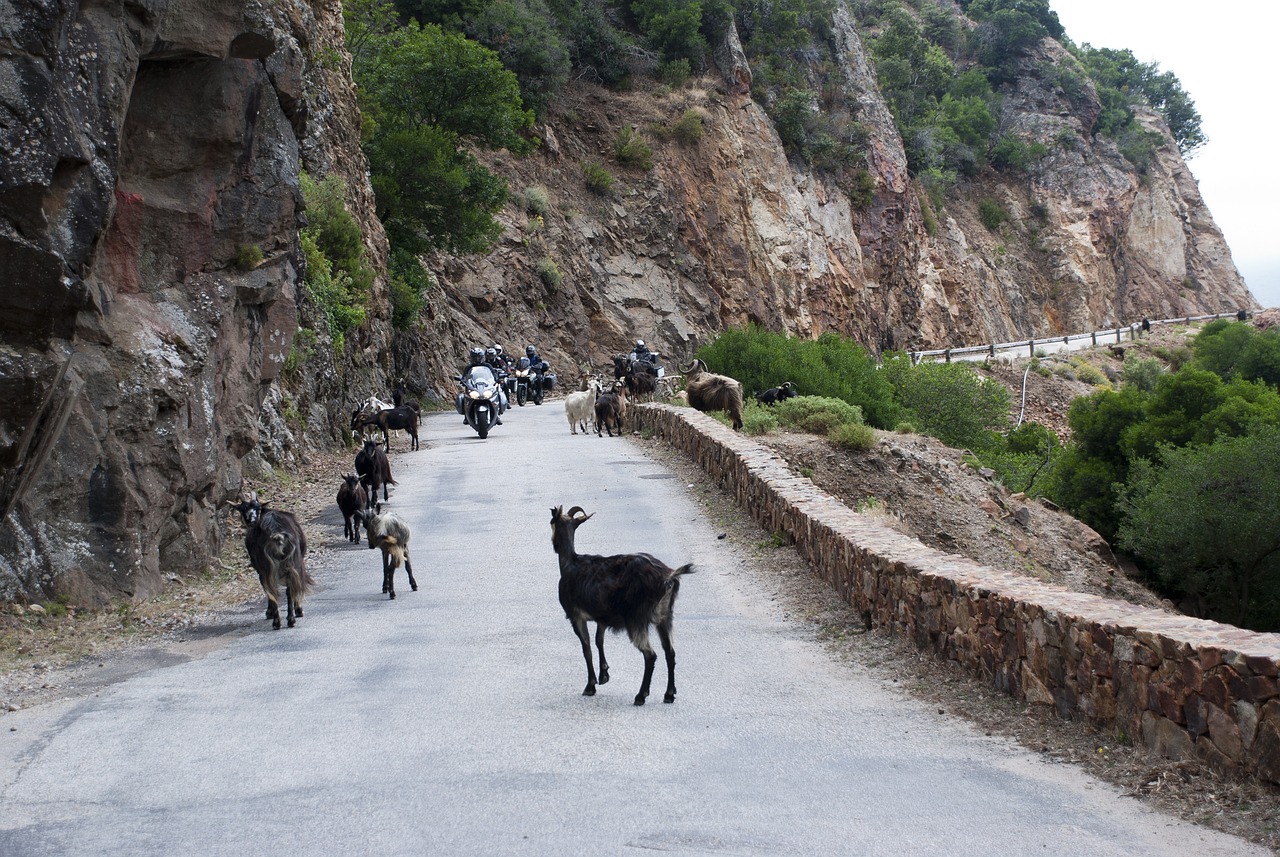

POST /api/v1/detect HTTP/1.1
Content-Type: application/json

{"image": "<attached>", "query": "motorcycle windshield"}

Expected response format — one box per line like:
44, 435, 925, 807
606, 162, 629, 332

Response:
464, 366, 497, 390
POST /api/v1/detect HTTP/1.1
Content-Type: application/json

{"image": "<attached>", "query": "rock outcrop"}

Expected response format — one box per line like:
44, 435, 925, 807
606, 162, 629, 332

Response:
418, 3, 1255, 380
0, 0, 387, 604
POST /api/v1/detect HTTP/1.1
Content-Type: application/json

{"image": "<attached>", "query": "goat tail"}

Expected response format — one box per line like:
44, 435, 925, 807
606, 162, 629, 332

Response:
385, 539, 405, 569
673, 563, 695, 577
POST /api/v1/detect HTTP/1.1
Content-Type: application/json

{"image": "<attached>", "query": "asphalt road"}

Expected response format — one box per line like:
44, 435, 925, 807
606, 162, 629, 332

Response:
0, 403, 1264, 855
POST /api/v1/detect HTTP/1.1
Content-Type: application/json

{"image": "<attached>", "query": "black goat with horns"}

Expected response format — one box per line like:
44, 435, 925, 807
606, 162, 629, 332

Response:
233, 492, 313, 630
550, 505, 694, 705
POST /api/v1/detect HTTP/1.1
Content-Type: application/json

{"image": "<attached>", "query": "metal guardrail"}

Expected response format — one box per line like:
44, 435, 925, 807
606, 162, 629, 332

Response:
908, 312, 1251, 364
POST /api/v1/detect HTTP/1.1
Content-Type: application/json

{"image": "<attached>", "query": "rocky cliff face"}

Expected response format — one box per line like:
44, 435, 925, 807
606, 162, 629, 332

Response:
418, 3, 1255, 382
0, 0, 388, 604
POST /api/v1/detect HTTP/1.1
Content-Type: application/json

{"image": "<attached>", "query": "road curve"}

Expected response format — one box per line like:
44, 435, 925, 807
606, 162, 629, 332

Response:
0, 403, 1263, 856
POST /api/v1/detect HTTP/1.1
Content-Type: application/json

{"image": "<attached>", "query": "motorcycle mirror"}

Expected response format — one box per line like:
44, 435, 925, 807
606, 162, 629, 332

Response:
454, 375, 463, 381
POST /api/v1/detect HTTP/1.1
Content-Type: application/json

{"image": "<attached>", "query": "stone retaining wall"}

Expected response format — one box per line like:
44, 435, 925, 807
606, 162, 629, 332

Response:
634, 403, 1280, 783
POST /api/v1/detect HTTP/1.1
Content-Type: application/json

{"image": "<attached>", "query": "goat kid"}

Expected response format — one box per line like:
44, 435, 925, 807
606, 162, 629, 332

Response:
681, 358, 744, 431
336, 473, 368, 543
355, 438, 395, 504
233, 492, 312, 629
359, 504, 418, 599
550, 505, 694, 705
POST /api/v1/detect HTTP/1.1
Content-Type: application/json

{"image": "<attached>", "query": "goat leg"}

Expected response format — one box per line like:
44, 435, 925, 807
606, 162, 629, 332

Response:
571, 617, 598, 696
594, 623, 609, 685
384, 553, 395, 600
285, 587, 297, 629
631, 627, 657, 705
657, 623, 676, 703
404, 555, 418, 592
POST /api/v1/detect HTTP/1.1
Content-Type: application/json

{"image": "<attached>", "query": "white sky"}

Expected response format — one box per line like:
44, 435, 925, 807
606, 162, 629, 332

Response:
1050, 0, 1280, 308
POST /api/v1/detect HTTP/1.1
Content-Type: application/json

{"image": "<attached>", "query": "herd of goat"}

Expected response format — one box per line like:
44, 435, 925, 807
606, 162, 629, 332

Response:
231, 358, 794, 703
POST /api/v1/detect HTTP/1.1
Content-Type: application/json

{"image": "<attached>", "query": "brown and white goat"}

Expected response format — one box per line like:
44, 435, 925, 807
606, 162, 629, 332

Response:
233, 492, 313, 629
359, 504, 418, 600
681, 358, 744, 430
594, 381, 628, 437
550, 505, 694, 705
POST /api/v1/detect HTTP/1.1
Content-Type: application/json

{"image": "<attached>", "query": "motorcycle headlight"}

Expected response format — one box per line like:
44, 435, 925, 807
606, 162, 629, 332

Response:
468, 390, 481, 399
482, 387, 495, 399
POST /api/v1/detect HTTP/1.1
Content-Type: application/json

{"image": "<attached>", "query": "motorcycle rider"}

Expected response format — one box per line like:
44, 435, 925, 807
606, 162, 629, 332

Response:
460, 346, 504, 425
485, 347, 511, 415
629, 338, 660, 375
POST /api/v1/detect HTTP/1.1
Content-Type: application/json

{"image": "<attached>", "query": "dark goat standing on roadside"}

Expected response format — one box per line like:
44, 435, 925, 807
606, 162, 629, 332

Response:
233, 493, 312, 629
755, 381, 797, 406
550, 505, 694, 705
359, 504, 418, 599
594, 382, 627, 437
355, 438, 395, 504
612, 354, 658, 402
336, 473, 368, 543
355, 404, 420, 451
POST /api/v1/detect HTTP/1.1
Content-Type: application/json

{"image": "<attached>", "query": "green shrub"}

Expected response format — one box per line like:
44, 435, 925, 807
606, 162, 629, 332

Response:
880, 355, 1011, 451
978, 198, 1009, 231
1070, 361, 1108, 386
894, 422, 917, 434
234, 244, 264, 271
1122, 354, 1165, 392
775, 396, 864, 434
696, 326, 899, 428
672, 109, 704, 143
741, 402, 780, 436
613, 126, 653, 169
284, 328, 318, 376
658, 57, 691, 87
523, 185, 550, 215
1153, 345, 1193, 371
582, 161, 614, 194
537, 257, 562, 290
830, 421, 876, 450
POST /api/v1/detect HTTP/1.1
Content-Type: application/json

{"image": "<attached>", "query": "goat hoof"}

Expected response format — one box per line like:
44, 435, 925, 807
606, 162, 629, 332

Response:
388, 592, 396, 600
410, 583, 418, 591
294, 607, 303, 617
287, 618, 296, 628
582, 686, 596, 697
633, 695, 647, 706
272, 619, 282, 630
598, 668, 609, 684
663, 693, 675, 703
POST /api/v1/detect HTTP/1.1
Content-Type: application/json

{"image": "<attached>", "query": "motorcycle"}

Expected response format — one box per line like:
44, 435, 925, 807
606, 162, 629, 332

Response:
455, 365, 503, 438
512, 357, 544, 406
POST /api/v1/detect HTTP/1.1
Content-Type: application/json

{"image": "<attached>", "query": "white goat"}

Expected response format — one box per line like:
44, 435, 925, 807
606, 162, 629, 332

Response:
564, 377, 604, 435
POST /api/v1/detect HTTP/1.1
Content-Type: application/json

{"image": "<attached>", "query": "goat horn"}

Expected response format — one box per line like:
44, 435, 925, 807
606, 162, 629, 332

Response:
566, 506, 586, 518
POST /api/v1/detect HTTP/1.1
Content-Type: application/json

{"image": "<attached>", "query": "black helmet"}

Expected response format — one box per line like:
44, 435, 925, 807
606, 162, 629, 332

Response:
526, 344, 537, 357
469, 346, 485, 366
